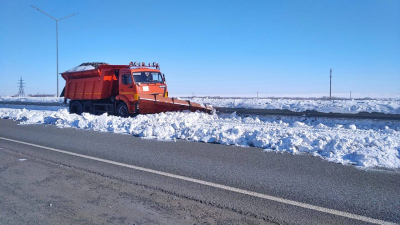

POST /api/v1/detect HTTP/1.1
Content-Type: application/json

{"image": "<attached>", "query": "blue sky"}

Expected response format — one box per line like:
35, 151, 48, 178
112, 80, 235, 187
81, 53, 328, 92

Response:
0, 0, 399, 96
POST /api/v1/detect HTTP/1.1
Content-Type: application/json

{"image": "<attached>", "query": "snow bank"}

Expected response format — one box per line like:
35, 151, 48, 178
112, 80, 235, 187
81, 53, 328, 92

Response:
185, 98, 400, 115
1, 107, 399, 169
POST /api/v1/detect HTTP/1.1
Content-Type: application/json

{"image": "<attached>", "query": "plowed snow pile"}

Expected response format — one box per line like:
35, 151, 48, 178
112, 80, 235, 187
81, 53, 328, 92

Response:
1, 108, 399, 169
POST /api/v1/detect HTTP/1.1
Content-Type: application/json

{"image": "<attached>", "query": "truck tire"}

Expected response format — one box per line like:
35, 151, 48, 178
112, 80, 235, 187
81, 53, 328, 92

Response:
117, 102, 129, 118
83, 101, 94, 114
70, 101, 83, 115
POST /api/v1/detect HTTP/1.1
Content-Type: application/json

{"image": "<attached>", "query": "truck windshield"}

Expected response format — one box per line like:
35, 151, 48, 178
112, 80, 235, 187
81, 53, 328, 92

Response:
132, 72, 163, 83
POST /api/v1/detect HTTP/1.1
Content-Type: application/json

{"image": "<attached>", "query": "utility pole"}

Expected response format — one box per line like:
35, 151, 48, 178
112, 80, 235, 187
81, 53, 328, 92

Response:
31, 6, 78, 97
350, 91, 352, 99
18, 77, 25, 97
330, 69, 332, 101
257, 91, 258, 99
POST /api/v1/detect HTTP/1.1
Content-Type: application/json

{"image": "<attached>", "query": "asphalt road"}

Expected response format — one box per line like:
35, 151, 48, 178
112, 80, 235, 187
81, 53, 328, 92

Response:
0, 119, 399, 224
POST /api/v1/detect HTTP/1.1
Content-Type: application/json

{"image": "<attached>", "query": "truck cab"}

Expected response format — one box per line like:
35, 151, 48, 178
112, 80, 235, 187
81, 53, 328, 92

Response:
118, 66, 168, 103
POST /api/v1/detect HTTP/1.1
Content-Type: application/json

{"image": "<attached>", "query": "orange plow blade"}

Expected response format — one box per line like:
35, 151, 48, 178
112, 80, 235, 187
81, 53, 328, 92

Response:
136, 94, 213, 114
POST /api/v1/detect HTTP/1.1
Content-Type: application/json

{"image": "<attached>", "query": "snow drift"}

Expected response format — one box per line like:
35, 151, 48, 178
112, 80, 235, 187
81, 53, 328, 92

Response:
0, 107, 399, 170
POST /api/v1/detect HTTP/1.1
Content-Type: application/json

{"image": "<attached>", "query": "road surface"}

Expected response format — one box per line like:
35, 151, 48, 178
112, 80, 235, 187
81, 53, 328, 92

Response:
0, 119, 399, 224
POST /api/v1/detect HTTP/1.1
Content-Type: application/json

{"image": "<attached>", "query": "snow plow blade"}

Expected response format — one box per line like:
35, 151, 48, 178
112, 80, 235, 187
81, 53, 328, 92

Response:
136, 94, 213, 114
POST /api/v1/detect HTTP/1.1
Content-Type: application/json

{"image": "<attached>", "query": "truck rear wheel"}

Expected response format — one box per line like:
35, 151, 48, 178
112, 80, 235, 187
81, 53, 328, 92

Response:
117, 102, 129, 118
70, 101, 83, 115
83, 101, 94, 114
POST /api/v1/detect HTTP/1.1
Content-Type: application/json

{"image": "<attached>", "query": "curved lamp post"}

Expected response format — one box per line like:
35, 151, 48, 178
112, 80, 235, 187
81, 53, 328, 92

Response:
31, 6, 78, 97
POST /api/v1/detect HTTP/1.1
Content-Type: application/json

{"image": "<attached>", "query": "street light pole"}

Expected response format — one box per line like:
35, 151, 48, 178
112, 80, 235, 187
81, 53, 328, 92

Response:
31, 6, 78, 97
330, 68, 332, 101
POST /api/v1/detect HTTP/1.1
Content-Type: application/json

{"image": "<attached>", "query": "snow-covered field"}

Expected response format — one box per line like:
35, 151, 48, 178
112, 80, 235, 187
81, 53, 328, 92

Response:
184, 98, 400, 114
1, 96, 400, 114
0, 96, 65, 103
0, 107, 399, 170
177, 93, 400, 99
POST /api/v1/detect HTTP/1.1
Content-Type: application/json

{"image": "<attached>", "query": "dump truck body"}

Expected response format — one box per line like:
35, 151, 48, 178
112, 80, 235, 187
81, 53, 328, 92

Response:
61, 62, 212, 116
63, 64, 127, 100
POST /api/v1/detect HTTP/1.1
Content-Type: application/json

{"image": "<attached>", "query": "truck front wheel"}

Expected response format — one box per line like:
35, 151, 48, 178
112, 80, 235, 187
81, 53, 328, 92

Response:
70, 101, 83, 115
117, 102, 129, 118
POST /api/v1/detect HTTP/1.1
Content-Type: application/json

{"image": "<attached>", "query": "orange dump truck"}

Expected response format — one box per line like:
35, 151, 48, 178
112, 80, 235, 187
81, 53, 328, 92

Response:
61, 62, 212, 117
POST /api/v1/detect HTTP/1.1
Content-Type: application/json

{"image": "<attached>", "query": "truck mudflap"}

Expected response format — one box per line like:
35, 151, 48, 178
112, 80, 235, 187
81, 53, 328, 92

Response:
135, 93, 212, 114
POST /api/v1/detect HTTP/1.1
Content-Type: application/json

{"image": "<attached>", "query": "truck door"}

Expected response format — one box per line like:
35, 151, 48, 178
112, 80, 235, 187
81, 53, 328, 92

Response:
119, 69, 135, 102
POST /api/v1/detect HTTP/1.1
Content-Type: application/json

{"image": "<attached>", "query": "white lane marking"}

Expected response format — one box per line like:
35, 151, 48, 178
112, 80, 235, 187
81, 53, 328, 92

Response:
0, 136, 395, 225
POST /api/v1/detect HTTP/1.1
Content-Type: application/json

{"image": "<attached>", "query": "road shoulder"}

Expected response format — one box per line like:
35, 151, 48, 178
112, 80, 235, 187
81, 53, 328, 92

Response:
0, 148, 272, 225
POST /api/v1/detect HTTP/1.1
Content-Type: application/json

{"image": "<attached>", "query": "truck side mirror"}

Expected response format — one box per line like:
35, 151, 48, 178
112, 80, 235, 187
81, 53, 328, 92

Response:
162, 73, 166, 82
